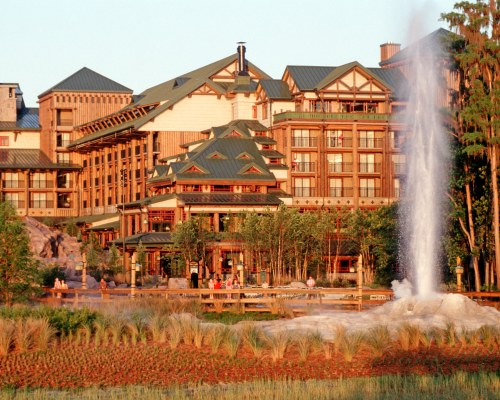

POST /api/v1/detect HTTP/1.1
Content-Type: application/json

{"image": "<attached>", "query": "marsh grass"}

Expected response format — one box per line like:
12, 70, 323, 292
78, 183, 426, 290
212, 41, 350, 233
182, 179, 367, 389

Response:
266, 331, 290, 362
222, 329, 241, 358
207, 325, 227, 354
333, 324, 346, 354
1, 371, 498, 400
240, 323, 266, 358
338, 332, 365, 362
478, 325, 497, 349
166, 315, 182, 350
0, 319, 15, 356
14, 318, 36, 352
294, 332, 313, 361
444, 322, 458, 347
31, 318, 55, 351
366, 325, 390, 357
397, 323, 423, 351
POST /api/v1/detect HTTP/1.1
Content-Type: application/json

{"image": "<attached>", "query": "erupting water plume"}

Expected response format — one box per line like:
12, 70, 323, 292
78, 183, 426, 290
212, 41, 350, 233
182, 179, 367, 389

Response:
399, 28, 449, 299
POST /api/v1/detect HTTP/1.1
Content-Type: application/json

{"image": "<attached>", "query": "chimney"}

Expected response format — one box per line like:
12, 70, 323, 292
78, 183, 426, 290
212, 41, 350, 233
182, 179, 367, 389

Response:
380, 42, 401, 63
236, 42, 249, 76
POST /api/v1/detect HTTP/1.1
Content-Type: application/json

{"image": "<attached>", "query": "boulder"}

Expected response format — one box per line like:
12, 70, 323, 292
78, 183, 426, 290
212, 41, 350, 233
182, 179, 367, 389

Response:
168, 278, 188, 289
290, 281, 307, 289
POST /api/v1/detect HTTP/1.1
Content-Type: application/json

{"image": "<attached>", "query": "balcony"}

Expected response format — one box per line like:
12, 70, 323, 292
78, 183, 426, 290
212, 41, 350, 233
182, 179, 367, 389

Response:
358, 163, 382, 173
327, 137, 353, 148
359, 188, 382, 198
292, 187, 316, 197
291, 137, 318, 147
329, 187, 353, 197
358, 138, 384, 149
328, 162, 353, 173
273, 112, 390, 123
292, 162, 316, 173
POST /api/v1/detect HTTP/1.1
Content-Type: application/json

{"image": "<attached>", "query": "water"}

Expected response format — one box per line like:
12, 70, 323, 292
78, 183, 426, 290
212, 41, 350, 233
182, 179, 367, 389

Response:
399, 29, 449, 299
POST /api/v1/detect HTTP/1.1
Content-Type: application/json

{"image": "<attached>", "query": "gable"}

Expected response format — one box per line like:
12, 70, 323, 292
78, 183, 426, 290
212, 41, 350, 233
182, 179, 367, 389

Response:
206, 151, 227, 160
321, 68, 387, 94
239, 163, 266, 175
236, 152, 254, 160
179, 163, 208, 174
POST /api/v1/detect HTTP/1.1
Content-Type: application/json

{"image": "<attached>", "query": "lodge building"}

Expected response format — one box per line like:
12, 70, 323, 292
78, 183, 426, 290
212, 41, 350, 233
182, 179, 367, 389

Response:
0, 31, 455, 281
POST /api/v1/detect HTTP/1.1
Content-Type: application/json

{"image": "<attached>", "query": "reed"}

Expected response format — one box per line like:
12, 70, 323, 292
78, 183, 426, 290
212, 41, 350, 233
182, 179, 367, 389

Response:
240, 323, 266, 358
266, 331, 290, 362
222, 329, 241, 358
338, 331, 365, 362
14, 318, 36, 352
166, 315, 182, 350
0, 319, 15, 356
366, 325, 391, 357
31, 318, 56, 351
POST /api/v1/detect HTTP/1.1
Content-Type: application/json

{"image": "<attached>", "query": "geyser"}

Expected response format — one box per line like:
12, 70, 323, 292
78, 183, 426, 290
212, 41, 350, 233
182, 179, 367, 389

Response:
399, 29, 449, 299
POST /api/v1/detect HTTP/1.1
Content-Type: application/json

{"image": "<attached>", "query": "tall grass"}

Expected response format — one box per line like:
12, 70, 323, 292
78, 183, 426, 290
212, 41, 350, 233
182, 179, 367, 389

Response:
5, 371, 497, 400
338, 331, 365, 362
240, 323, 266, 358
222, 329, 241, 358
366, 325, 391, 357
0, 319, 15, 356
266, 331, 290, 362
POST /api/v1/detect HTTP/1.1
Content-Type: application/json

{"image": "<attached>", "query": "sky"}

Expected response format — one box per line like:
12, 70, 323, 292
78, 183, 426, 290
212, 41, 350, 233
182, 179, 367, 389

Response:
2, 0, 459, 107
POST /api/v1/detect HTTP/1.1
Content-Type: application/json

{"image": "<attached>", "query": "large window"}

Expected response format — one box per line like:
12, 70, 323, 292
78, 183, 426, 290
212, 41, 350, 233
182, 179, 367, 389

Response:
2, 172, 23, 188
292, 130, 315, 147
56, 109, 73, 126
30, 173, 52, 188
293, 177, 312, 197
57, 153, 70, 164
360, 178, 376, 197
56, 133, 71, 147
359, 154, 376, 173
30, 193, 52, 208
327, 130, 351, 148
359, 131, 375, 148
328, 153, 344, 173
292, 153, 314, 172
3, 193, 24, 208
329, 178, 343, 197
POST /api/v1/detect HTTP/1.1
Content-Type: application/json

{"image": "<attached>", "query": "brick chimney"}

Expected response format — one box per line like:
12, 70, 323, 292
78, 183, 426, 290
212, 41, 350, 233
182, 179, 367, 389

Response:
380, 42, 401, 63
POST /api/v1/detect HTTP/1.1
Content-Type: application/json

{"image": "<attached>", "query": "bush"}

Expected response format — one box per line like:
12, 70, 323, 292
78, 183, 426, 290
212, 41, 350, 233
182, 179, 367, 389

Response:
40, 265, 66, 288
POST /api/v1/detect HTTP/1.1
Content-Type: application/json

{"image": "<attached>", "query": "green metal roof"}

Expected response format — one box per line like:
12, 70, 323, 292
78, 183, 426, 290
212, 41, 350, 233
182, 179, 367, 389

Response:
0, 149, 81, 170
39, 67, 132, 98
379, 28, 458, 67
177, 192, 283, 206
259, 79, 292, 100
69, 54, 270, 149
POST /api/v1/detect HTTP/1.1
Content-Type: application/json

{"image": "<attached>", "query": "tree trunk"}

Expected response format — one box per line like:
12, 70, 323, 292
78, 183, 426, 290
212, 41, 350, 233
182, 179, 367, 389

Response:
490, 140, 500, 287
464, 169, 482, 291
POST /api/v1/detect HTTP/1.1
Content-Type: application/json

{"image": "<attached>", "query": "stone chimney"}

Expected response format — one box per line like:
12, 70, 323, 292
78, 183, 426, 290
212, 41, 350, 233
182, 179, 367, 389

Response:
0, 83, 19, 122
380, 42, 401, 63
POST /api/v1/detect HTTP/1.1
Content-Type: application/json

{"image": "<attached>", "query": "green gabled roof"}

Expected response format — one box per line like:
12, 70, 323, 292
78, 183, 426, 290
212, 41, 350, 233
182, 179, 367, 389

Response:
379, 28, 458, 67
72, 213, 118, 224
110, 232, 173, 246
316, 61, 392, 91
68, 55, 270, 148
260, 150, 285, 159
38, 67, 132, 98
253, 136, 276, 145
259, 79, 293, 100
286, 66, 335, 91
0, 149, 81, 170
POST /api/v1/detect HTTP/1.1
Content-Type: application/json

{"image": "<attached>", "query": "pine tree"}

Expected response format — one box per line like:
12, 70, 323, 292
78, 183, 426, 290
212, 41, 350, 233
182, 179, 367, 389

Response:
0, 201, 42, 304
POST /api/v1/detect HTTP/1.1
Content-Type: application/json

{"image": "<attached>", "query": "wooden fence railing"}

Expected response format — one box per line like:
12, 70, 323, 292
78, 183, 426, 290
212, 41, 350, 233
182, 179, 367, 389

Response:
45, 287, 395, 313
44, 288, 499, 314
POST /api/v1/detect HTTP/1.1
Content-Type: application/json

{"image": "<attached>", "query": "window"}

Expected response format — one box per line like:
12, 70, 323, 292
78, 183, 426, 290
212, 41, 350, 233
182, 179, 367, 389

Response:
57, 172, 71, 189
328, 154, 343, 173
56, 133, 70, 147
327, 130, 350, 148
292, 153, 314, 172
56, 109, 73, 126
30, 173, 51, 188
329, 178, 343, 197
359, 154, 375, 173
30, 193, 52, 208
293, 177, 312, 197
360, 178, 376, 197
391, 131, 404, 149
359, 131, 375, 148
57, 153, 70, 164
3, 192, 24, 208
262, 102, 268, 119
392, 154, 406, 174
394, 178, 401, 198
2, 172, 23, 188
0, 136, 8, 146
292, 129, 315, 147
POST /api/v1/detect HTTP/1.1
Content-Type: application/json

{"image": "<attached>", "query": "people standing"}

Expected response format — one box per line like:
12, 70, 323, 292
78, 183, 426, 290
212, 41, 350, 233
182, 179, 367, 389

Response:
226, 277, 233, 299
54, 277, 62, 298
208, 278, 215, 299
306, 276, 316, 288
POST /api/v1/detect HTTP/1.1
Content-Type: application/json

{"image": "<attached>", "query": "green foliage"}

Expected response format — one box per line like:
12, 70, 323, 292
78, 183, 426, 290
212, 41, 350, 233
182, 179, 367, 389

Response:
201, 311, 279, 325
64, 219, 79, 237
0, 305, 100, 335
0, 201, 43, 304
40, 264, 66, 287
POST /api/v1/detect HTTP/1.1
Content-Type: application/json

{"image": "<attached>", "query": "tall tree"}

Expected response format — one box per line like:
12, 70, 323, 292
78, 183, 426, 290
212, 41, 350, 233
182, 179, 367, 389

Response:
442, 0, 499, 286
0, 201, 42, 304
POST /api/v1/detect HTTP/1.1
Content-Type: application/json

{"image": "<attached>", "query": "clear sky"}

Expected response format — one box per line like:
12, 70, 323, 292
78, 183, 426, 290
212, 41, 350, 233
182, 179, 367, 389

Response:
2, 0, 459, 107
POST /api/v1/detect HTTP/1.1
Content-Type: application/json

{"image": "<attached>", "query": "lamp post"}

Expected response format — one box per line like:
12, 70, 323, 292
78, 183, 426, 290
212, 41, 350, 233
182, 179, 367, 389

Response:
456, 256, 463, 293
237, 263, 244, 287
75, 255, 87, 290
